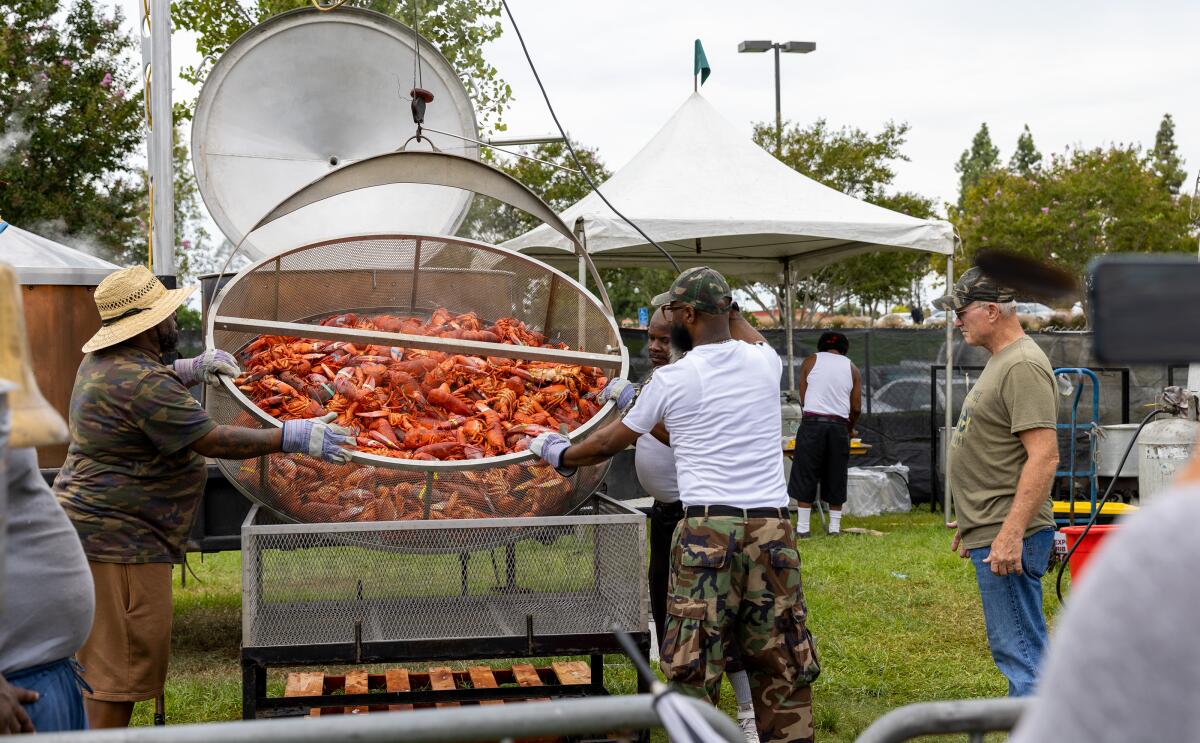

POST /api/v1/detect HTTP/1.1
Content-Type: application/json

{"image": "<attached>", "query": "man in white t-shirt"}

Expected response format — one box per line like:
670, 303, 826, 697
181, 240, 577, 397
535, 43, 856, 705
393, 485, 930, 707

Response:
531, 267, 819, 743
635, 307, 761, 743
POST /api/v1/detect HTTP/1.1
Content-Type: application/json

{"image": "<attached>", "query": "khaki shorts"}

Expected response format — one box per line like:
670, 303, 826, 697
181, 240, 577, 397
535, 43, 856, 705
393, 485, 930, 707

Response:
77, 561, 173, 702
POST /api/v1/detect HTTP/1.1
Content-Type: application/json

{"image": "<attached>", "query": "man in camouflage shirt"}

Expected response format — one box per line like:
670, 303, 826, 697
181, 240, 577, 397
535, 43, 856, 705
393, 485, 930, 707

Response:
55, 266, 354, 728
532, 267, 818, 743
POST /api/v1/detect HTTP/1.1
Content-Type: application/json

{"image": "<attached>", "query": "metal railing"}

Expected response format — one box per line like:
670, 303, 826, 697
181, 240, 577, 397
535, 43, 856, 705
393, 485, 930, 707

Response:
33, 693, 744, 743
855, 698, 1029, 743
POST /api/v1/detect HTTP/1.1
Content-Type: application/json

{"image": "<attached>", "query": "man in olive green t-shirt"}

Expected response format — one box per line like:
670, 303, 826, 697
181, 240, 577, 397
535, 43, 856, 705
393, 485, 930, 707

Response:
935, 267, 1060, 697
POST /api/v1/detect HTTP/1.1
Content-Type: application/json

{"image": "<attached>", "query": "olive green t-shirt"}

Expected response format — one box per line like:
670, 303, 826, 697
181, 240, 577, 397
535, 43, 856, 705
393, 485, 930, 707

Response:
949, 336, 1057, 549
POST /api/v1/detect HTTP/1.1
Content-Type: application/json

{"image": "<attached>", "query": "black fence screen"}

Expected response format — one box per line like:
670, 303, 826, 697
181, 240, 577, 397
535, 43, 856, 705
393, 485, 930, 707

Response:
619, 327, 1188, 504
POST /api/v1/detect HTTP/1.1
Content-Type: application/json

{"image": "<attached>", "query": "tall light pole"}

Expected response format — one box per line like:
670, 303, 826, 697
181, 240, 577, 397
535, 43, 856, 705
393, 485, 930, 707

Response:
738, 40, 816, 157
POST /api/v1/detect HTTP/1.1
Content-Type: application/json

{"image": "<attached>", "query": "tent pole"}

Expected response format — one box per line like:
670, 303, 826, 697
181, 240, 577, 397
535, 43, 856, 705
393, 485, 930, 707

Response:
784, 258, 795, 392
943, 254, 954, 523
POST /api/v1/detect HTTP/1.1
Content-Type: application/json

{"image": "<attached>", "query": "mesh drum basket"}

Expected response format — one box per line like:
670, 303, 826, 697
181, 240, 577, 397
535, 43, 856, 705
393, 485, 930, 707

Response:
205, 233, 627, 525
241, 500, 648, 649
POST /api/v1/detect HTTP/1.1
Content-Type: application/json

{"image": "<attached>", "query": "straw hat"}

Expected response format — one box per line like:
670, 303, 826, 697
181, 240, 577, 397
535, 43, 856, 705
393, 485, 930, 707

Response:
82, 266, 196, 353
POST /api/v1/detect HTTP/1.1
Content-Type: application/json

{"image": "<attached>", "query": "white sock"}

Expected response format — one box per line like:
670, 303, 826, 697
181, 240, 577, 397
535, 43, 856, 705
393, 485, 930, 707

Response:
797, 507, 811, 534
729, 669, 754, 713
830, 510, 843, 533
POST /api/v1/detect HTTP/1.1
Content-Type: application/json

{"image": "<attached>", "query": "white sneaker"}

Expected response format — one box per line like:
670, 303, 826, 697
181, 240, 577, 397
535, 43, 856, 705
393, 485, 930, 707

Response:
738, 714, 761, 743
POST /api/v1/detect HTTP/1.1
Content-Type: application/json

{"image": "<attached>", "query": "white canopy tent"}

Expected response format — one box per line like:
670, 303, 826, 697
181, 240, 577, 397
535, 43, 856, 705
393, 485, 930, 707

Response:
503, 92, 958, 515
0, 221, 119, 285
503, 92, 955, 282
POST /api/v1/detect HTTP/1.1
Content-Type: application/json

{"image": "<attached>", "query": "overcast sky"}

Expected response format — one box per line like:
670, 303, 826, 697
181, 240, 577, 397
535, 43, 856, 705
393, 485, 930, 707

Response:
160, 0, 1200, 221
481, 0, 1199, 212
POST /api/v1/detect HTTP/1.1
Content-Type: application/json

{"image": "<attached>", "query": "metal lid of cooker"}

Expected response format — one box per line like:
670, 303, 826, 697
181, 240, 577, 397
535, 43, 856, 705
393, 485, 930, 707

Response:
191, 7, 479, 261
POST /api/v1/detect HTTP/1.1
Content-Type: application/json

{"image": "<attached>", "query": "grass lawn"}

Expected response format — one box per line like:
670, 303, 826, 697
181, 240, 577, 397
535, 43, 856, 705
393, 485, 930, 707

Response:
132, 509, 1066, 741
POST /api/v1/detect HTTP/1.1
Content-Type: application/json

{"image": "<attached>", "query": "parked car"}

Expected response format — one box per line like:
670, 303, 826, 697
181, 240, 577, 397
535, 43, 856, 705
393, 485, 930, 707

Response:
867, 375, 971, 414
1015, 302, 1054, 321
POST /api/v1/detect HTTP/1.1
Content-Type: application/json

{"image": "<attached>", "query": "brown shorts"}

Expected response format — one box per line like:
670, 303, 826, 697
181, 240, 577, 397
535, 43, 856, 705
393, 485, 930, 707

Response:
77, 561, 173, 702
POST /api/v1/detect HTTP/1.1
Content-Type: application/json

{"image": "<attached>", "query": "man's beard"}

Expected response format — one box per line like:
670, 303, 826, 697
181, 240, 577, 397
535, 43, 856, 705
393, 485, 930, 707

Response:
157, 324, 180, 355
669, 320, 694, 354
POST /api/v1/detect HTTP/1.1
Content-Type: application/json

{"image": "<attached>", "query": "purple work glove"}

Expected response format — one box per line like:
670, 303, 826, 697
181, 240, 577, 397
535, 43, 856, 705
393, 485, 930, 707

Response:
281, 412, 355, 464
530, 432, 576, 477
597, 377, 636, 414
174, 349, 241, 388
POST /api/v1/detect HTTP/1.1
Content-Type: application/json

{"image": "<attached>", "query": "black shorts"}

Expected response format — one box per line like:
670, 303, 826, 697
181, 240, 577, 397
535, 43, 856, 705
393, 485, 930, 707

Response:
787, 419, 850, 506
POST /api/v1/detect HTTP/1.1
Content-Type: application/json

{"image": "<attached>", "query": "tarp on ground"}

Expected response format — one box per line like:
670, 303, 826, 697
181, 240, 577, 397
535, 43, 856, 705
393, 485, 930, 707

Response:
503, 92, 955, 281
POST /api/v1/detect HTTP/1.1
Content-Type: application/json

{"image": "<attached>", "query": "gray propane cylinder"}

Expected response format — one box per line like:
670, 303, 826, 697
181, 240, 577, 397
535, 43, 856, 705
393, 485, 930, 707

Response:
1137, 415, 1199, 502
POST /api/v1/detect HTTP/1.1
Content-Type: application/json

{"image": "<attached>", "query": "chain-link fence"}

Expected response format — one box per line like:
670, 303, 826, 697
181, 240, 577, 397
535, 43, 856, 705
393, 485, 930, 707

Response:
619, 327, 1188, 504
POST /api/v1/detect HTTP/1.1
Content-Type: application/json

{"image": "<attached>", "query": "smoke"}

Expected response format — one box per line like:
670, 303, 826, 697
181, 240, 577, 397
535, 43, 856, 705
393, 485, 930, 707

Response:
0, 119, 31, 169
25, 218, 110, 260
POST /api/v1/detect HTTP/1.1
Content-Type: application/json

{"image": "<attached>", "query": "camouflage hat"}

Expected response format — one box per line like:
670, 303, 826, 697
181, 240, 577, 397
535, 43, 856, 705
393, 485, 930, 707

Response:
651, 266, 733, 314
932, 266, 1017, 311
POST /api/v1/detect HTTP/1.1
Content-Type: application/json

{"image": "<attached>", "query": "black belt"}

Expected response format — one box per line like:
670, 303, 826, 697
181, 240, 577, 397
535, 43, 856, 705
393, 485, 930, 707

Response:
684, 505, 790, 519
803, 413, 849, 424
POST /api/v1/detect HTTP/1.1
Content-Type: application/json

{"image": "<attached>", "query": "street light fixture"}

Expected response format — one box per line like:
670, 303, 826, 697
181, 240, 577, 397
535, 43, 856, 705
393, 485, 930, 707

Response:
738, 39, 816, 156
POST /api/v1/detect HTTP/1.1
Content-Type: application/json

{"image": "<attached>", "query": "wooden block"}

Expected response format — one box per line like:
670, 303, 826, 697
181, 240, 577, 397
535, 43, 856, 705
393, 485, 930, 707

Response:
429, 666, 460, 708
551, 661, 591, 686
512, 663, 550, 703
286, 672, 325, 718
386, 668, 413, 712
468, 666, 505, 706
344, 670, 370, 715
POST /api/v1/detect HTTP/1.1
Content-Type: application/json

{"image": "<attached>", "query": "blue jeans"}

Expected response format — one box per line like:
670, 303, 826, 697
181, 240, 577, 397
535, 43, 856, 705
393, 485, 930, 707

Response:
5, 658, 89, 732
969, 528, 1054, 697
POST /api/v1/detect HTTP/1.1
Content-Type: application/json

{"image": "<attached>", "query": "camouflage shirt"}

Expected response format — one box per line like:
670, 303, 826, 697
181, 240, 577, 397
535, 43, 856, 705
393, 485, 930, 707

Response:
55, 346, 216, 564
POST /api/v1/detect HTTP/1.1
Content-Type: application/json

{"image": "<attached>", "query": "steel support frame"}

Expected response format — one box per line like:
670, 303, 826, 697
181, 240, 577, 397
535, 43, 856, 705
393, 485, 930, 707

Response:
240, 632, 651, 719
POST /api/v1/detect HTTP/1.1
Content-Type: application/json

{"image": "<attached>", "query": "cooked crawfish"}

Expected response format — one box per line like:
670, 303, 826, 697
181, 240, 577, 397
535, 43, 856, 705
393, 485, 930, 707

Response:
233, 309, 608, 462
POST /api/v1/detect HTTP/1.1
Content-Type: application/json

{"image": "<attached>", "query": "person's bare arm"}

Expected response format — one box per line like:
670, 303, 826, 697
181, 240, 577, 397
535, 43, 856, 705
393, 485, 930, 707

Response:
848, 363, 863, 433
797, 355, 817, 405
191, 425, 283, 460
984, 426, 1059, 575
562, 420, 642, 467
649, 421, 670, 447
728, 305, 767, 344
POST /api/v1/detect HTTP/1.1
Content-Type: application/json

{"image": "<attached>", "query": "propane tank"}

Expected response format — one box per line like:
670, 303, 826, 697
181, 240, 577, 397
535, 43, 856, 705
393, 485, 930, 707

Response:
1138, 412, 1199, 503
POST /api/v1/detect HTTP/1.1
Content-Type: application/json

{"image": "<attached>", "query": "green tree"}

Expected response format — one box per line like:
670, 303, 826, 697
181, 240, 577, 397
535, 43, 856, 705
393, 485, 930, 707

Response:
950, 144, 1198, 279
0, 0, 144, 263
1009, 124, 1042, 177
1151, 113, 1187, 195
956, 122, 1001, 202
172, 0, 512, 130
749, 119, 939, 319
457, 143, 674, 322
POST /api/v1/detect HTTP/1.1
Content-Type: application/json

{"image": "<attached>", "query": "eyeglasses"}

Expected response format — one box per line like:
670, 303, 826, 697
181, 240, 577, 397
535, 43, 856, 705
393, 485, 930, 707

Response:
954, 302, 989, 320
662, 302, 690, 318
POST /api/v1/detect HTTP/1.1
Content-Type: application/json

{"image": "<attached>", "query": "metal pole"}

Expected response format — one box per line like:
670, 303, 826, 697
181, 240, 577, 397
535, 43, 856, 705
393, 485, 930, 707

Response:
773, 44, 783, 157
784, 258, 796, 391
33, 693, 745, 743
943, 255, 954, 522
140, 0, 174, 281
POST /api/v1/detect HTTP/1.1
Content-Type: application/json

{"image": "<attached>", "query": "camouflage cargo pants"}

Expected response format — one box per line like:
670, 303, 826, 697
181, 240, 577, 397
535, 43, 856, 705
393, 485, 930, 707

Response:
659, 515, 819, 743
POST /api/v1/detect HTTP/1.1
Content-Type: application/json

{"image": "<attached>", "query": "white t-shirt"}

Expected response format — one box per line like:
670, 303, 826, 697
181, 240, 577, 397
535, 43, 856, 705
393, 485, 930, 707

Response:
804, 351, 853, 419
635, 434, 679, 503
623, 340, 787, 508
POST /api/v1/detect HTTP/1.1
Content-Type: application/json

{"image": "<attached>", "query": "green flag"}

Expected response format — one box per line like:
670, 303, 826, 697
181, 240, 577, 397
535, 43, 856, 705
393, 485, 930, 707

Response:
694, 39, 711, 86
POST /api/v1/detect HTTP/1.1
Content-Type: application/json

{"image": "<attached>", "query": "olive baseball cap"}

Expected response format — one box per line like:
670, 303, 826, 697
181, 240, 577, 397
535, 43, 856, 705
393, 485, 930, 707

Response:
933, 266, 1017, 311
651, 266, 733, 314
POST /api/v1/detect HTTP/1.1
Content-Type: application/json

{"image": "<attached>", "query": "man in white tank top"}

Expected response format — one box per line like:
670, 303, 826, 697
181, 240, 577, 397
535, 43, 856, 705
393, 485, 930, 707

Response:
788, 332, 862, 537
531, 267, 819, 743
